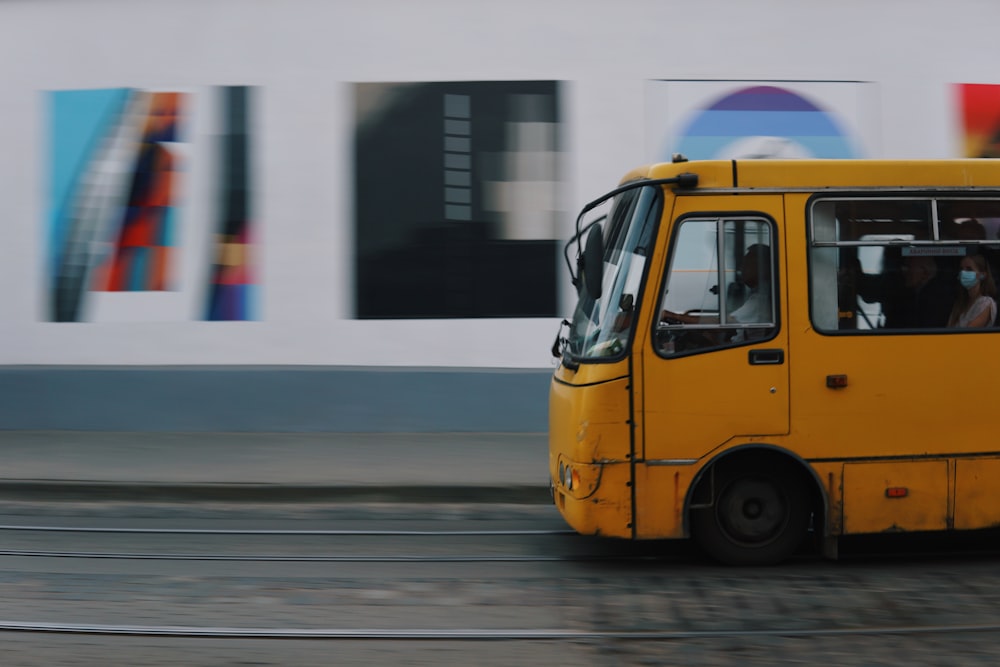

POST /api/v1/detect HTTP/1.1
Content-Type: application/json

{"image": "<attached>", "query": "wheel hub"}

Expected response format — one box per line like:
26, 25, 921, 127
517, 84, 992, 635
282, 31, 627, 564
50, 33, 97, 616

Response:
717, 478, 788, 545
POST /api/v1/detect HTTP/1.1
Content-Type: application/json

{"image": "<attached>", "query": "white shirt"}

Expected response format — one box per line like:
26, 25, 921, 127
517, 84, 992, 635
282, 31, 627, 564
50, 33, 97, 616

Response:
956, 295, 997, 327
729, 283, 772, 324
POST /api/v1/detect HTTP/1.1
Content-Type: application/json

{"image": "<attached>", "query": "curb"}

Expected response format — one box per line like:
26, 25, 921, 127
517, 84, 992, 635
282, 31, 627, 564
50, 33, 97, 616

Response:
0, 482, 552, 505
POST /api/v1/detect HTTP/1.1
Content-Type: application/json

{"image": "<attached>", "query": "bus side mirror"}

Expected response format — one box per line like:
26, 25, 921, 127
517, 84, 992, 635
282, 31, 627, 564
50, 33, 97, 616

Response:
580, 224, 604, 300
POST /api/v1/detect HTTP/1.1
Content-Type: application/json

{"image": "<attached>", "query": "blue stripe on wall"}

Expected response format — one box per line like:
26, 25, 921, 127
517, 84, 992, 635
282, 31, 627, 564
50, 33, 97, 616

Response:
0, 366, 553, 432
684, 109, 843, 137
677, 135, 856, 160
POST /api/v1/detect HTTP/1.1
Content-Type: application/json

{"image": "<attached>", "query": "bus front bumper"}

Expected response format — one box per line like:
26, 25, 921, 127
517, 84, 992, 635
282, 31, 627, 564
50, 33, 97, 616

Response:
551, 457, 633, 538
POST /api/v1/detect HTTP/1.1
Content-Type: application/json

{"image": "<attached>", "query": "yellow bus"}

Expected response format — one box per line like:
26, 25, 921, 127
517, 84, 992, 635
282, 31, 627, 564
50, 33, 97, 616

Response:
549, 158, 1000, 565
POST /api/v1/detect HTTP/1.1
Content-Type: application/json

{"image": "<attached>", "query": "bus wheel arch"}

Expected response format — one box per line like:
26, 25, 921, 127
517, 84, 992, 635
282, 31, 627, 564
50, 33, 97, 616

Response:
686, 446, 826, 565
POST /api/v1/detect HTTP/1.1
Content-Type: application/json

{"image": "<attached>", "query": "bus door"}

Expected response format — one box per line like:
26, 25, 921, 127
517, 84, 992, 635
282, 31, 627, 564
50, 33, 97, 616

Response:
640, 200, 790, 465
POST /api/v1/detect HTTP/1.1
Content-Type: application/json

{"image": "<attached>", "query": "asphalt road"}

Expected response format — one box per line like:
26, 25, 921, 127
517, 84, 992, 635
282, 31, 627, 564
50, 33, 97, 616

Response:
1, 500, 1000, 665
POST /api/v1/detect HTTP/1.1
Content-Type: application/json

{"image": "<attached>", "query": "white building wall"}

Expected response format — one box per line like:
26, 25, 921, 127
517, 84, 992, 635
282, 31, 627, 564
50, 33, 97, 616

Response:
1, 0, 996, 368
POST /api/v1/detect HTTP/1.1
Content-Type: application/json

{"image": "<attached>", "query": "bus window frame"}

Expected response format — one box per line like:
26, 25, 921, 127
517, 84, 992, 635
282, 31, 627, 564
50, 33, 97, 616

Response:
807, 192, 1000, 336
654, 212, 781, 359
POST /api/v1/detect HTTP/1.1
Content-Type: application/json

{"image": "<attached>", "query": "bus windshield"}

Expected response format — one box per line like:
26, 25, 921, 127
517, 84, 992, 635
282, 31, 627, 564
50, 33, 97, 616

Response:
566, 184, 661, 360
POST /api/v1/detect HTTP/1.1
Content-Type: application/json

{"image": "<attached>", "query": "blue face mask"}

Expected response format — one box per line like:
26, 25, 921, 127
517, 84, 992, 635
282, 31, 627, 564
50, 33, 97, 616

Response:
959, 269, 980, 289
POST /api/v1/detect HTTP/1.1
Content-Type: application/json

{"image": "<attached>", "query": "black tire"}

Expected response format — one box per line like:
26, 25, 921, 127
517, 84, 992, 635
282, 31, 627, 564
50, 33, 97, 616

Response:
691, 461, 809, 566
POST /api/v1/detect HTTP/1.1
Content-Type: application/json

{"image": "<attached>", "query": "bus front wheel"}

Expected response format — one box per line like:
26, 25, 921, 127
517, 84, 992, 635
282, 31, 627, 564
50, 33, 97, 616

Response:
691, 462, 809, 566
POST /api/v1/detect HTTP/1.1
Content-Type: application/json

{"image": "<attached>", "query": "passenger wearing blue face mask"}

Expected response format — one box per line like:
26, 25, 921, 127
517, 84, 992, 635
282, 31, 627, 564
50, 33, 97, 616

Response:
949, 253, 997, 328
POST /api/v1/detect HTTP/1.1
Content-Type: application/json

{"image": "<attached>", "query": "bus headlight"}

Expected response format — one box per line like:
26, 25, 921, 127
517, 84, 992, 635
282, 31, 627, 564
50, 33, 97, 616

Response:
557, 457, 602, 499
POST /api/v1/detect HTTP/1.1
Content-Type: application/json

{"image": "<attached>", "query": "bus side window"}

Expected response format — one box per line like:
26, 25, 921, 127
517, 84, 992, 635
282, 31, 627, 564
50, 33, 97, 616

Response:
808, 198, 1000, 333
657, 217, 776, 356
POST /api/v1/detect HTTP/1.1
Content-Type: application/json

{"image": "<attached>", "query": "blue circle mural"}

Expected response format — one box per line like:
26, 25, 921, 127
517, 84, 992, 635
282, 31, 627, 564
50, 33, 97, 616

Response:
672, 85, 858, 160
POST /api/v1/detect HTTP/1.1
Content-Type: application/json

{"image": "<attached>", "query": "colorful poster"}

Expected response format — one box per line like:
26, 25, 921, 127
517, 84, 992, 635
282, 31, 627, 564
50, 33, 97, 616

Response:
204, 86, 256, 321
957, 83, 1000, 158
646, 80, 878, 162
46, 86, 257, 322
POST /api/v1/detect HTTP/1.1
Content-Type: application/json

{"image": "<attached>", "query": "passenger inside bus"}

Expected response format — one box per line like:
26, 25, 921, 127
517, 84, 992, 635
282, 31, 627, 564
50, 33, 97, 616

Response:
949, 252, 997, 327
853, 253, 954, 329
944, 218, 1000, 286
942, 217, 987, 242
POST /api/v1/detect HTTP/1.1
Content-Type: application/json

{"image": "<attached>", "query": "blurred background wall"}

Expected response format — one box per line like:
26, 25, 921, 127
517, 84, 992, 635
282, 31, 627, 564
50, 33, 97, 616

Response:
2, 0, 999, 430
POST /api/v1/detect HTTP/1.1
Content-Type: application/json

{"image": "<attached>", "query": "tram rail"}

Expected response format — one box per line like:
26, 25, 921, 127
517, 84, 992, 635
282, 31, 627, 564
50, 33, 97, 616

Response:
0, 521, 652, 563
3, 620, 1000, 640
0, 524, 574, 536
0, 549, 625, 563
3, 521, 1000, 562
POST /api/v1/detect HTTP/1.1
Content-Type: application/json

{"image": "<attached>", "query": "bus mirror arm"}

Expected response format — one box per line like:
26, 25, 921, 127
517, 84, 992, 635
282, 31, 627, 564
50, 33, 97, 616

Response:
564, 216, 605, 289
564, 173, 699, 286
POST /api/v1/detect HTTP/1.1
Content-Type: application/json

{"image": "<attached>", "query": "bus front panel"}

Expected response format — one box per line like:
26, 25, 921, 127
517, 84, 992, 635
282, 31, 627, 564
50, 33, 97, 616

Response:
549, 368, 634, 538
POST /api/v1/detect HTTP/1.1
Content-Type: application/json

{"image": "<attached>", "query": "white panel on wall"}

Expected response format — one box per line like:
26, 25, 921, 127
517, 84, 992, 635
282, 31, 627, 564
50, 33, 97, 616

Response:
1, 0, 999, 367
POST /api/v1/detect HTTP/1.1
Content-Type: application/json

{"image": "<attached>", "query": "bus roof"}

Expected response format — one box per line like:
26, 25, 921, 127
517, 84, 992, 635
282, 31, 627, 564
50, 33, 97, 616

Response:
627, 159, 1000, 191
